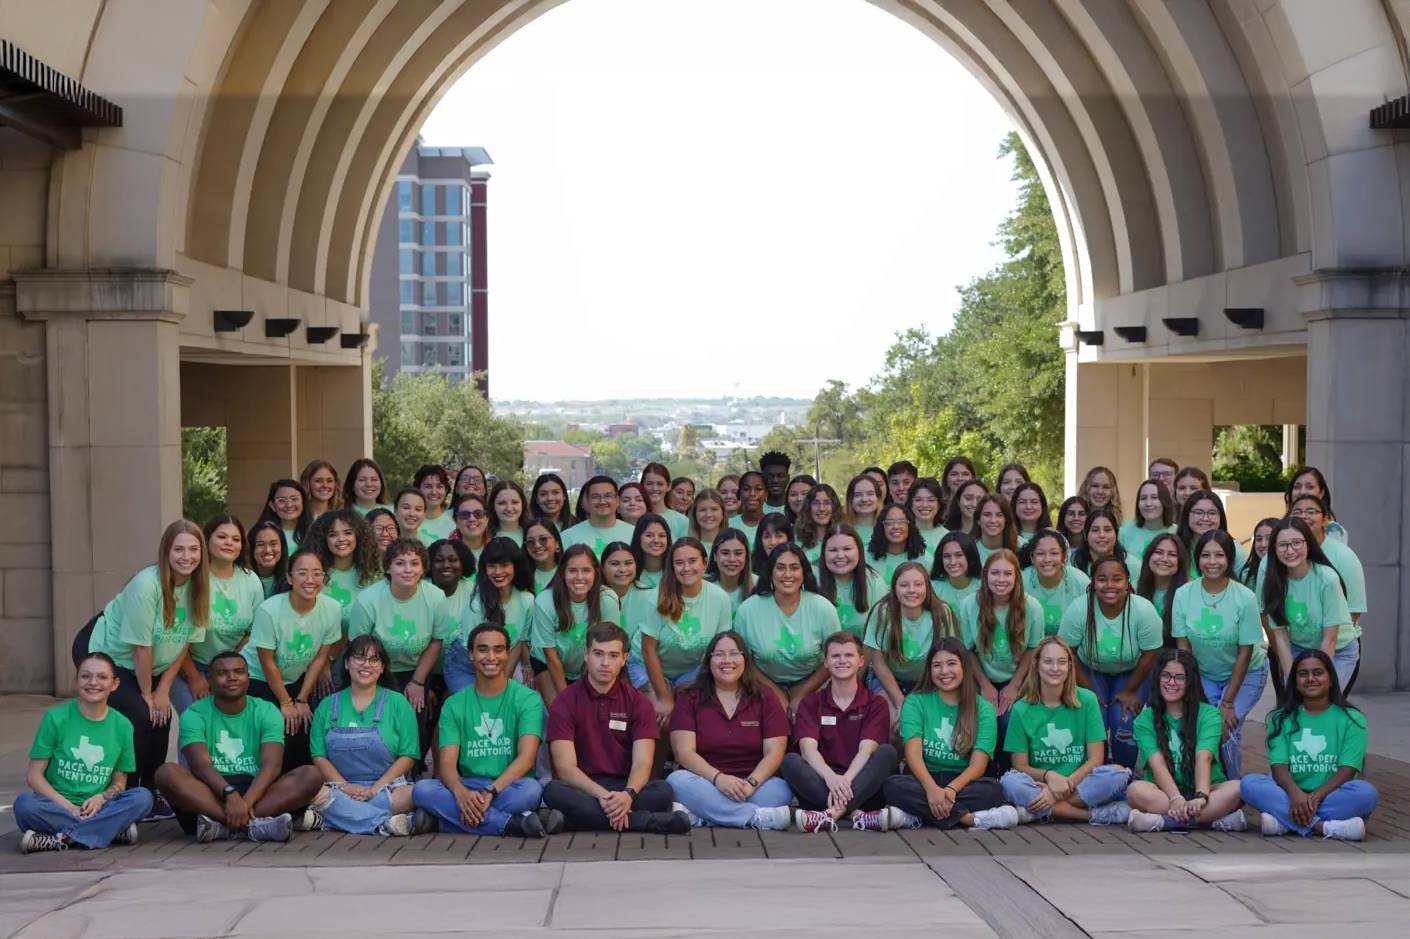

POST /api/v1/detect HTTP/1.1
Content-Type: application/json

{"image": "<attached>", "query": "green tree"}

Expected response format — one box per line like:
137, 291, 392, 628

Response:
1212, 425, 1286, 491
372, 365, 525, 489
181, 426, 229, 523
590, 438, 632, 480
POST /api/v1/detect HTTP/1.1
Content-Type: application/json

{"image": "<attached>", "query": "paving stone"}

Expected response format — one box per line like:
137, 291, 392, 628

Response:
540, 831, 617, 862
307, 863, 562, 894
232, 890, 554, 934
1219, 877, 1410, 923
16, 898, 251, 939
688, 828, 765, 859
614, 833, 691, 861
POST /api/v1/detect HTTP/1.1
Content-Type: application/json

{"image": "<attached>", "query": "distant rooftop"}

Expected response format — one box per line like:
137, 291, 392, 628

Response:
416, 145, 493, 166
524, 440, 591, 458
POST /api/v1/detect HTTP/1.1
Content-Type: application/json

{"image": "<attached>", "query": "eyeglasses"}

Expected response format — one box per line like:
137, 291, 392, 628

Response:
291, 571, 325, 582
456, 510, 487, 521
710, 650, 744, 660
1158, 672, 1188, 685
882, 519, 909, 528
588, 494, 616, 503
1290, 508, 1323, 518
349, 653, 383, 665
273, 497, 302, 508
1189, 509, 1220, 520
1276, 539, 1307, 553
525, 536, 554, 547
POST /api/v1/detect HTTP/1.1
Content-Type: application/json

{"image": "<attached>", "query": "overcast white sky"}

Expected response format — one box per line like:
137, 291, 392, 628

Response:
419, 0, 1018, 401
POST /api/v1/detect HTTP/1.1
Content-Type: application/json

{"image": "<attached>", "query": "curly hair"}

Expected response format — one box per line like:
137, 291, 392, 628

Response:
306, 509, 382, 586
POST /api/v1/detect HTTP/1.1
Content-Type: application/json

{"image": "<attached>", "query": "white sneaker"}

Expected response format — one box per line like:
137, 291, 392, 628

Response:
1320, 817, 1365, 841
1087, 800, 1133, 827
20, 831, 68, 853
1127, 810, 1165, 833
884, 806, 923, 830
970, 805, 1019, 831
1013, 805, 1037, 824
379, 813, 413, 837
112, 823, 139, 846
1211, 811, 1248, 833
748, 805, 792, 831
671, 801, 704, 828
1260, 812, 1290, 836
195, 814, 231, 843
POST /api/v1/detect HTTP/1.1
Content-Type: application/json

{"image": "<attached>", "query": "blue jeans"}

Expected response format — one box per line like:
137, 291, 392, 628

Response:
411, 776, 542, 835
443, 639, 474, 695
666, 770, 792, 828
1199, 665, 1268, 779
1082, 667, 1151, 769
320, 780, 410, 835
14, 789, 153, 848
170, 664, 209, 715
626, 660, 699, 690
1240, 774, 1378, 836
1291, 640, 1359, 691
999, 765, 1129, 818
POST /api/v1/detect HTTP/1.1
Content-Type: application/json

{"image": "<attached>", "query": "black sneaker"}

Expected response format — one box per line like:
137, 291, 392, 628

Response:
411, 808, 439, 835
141, 794, 175, 823
644, 810, 692, 836
21, 831, 69, 854
503, 811, 546, 839
537, 808, 566, 836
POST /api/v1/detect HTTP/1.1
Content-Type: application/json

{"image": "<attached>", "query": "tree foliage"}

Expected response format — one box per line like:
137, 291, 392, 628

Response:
1212, 425, 1288, 492
372, 364, 525, 488
182, 426, 229, 522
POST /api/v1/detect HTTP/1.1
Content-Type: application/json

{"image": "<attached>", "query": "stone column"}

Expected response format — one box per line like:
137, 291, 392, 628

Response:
1063, 327, 1147, 501
16, 269, 187, 691
1299, 269, 1410, 691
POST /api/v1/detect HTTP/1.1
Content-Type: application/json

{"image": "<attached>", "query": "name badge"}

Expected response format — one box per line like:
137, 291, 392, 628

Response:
608, 719, 628, 731
820, 715, 837, 726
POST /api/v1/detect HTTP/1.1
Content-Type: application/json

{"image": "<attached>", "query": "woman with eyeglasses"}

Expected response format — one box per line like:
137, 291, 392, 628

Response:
451, 493, 491, 553
795, 484, 840, 566
1172, 530, 1266, 779
523, 519, 562, 594
1259, 518, 1359, 689
1279, 495, 1365, 643
1125, 648, 1247, 833
1240, 649, 1376, 840
258, 479, 312, 554
869, 503, 930, 587
907, 478, 948, 554
243, 549, 343, 770
305, 635, 421, 836
1176, 491, 1247, 574
1284, 466, 1349, 543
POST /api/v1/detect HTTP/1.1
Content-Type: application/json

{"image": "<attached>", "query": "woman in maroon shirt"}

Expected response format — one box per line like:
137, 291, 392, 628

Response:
666, 632, 794, 830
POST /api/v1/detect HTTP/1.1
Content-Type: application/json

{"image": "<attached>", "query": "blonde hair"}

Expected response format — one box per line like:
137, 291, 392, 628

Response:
975, 550, 1030, 659
1020, 636, 1079, 708
158, 519, 210, 629
1079, 466, 1123, 524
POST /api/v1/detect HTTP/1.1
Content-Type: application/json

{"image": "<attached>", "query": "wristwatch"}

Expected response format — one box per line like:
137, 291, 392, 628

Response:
222, 784, 238, 798
1192, 791, 1209, 801
746, 775, 760, 788
623, 786, 638, 804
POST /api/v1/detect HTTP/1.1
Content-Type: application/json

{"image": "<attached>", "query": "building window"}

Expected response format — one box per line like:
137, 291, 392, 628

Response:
447, 343, 464, 366
398, 249, 414, 274
420, 184, 436, 216
445, 253, 463, 275
422, 282, 436, 306
399, 219, 413, 242
421, 221, 435, 245
399, 341, 415, 364
422, 312, 436, 335
446, 282, 464, 305
399, 280, 414, 304
421, 252, 435, 276
448, 313, 463, 333
446, 223, 463, 246
422, 344, 438, 366
398, 181, 413, 211
400, 311, 414, 334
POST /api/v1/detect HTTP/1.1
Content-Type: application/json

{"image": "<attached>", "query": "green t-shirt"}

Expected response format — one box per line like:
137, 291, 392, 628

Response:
242, 593, 343, 684
29, 700, 136, 804
727, 514, 761, 549
733, 592, 840, 684
1057, 594, 1164, 674
324, 565, 376, 632
918, 526, 948, 553
457, 587, 535, 648
259, 575, 277, 599
872, 549, 932, 589
958, 594, 1045, 683
348, 580, 458, 672
309, 688, 421, 761
352, 503, 393, 517
560, 519, 638, 558
439, 681, 545, 779
660, 508, 690, 542
636, 581, 734, 677
88, 565, 204, 675
933, 578, 979, 614
491, 527, 525, 547
533, 566, 557, 594
899, 692, 997, 774
179, 695, 283, 777
862, 607, 941, 684
1003, 687, 1105, 775
528, 587, 623, 680
1170, 580, 1266, 680
1319, 538, 1367, 615
1133, 703, 1227, 787
1267, 705, 1367, 791
281, 527, 299, 555
621, 584, 658, 644
1118, 521, 1175, 563
1023, 566, 1090, 636
1260, 563, 1357, 650
190, 567, 265, 665
419, 511, 456, 543
828, 569, 889, 635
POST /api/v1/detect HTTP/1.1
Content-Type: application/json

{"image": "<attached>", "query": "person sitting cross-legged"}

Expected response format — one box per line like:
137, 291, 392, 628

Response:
542, 623, 692, 834
153, 651, 323, 842
779, 630, 899, 832
17, 652, 154, 853
412, 623, 560, 838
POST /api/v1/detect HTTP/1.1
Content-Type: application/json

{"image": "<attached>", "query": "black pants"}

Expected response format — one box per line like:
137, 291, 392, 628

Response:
247, 679, 311, 772
778, 746, 897, 814
393, 669, 444, 760
72, 617, 168, 791
542, 775, 674, 831
174, 774, 254, 835
882, 769, 1004, 829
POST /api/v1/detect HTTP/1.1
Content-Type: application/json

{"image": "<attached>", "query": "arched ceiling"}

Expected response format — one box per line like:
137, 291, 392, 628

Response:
181, 0, 1329, 318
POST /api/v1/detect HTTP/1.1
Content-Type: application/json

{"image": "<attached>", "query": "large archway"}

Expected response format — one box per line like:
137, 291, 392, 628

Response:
1, 0, 1407, 692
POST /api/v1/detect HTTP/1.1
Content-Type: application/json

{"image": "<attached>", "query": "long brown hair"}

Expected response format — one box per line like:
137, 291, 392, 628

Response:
863, 560, 957, 668
976, 549, 1030, 658
1019, 636, 1079, 708
685, 630, 765, 702
158, 519, 210, 630
300, 459, 343, 512
552, 544, 604, 633
658, 537, 708, 622
914, 636, 980, 755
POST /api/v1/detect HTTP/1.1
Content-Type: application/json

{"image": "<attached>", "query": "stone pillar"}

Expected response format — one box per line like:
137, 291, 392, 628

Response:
1299, 269, 1410, 691
16, 270, 187, 691
1064, 348, 1146, 502
295, 362, 374, 478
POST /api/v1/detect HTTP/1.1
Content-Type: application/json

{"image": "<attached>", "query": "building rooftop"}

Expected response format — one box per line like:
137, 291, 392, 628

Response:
524, 440, 592, 458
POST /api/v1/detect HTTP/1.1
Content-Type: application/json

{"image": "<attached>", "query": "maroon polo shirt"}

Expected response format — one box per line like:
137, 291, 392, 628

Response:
669, 688, 791, 776
793, 684, 890, 774
546, 676, 657, 777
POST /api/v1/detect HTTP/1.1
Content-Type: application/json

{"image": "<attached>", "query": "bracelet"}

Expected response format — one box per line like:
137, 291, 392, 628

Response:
712, 772, 721, 786
295, 698, 308, 704
942, 785, 957, 795
406, 678, 424, 688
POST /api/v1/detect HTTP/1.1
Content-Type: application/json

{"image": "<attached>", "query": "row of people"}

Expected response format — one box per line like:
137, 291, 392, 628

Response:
21, 627, 1375, 851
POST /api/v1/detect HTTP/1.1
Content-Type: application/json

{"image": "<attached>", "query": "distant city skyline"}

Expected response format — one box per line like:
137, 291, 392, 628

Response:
420, 0, 1018, 401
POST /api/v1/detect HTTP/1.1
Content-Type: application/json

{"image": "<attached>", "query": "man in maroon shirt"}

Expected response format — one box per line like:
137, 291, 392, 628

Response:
779, 631, 898, 832
542, 624, 692, 833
